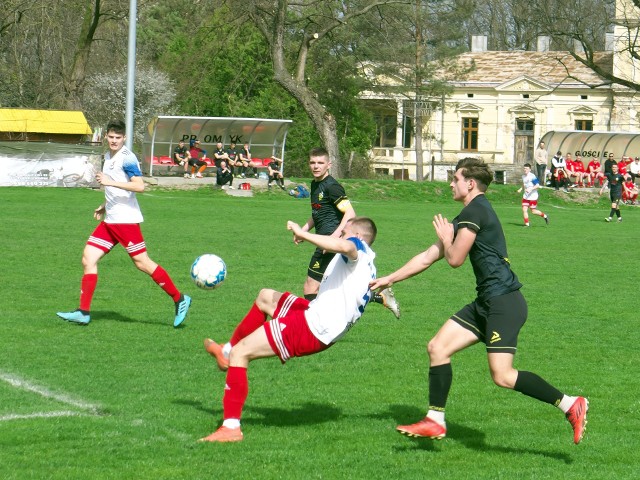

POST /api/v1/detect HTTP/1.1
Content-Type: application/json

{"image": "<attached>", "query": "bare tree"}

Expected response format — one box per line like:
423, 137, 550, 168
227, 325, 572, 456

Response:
0, 0, 128, 110
532, 1, 639, 90
229, 0, 409, 177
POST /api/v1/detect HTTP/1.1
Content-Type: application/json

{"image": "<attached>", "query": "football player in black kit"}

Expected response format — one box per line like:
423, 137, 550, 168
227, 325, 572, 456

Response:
296, 147, 400, 318
370, 157, 588, 444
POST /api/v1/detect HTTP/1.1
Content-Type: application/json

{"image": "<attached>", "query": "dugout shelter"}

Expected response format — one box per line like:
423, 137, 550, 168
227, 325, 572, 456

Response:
540, 130, 640, 164
143, 116, 292, 176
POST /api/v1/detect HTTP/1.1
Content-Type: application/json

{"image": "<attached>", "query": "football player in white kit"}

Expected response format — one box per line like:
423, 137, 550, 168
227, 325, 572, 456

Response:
56, 120, 191, 327
200, 216, 377, 442
517, 163, 549, 227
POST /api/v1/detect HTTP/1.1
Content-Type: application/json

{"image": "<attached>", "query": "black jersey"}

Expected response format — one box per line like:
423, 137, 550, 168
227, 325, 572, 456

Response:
453, 194, 522, 302
310, 175, 350, 236
226, 147, 238, 162
606, 172, 625, 198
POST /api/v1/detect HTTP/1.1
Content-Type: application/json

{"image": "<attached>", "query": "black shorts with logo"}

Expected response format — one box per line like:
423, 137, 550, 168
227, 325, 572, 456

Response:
307, 247, 335, 282
450, 289, 527, 354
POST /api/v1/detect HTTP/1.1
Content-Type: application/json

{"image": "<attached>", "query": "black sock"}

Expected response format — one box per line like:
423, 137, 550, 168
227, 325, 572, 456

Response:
429, 363, 453, 411
372, 293, 384, 304
514, 370, 563, 406
304, 293, 317, 301
609, 208, 616, 217
616, 209, 621, 218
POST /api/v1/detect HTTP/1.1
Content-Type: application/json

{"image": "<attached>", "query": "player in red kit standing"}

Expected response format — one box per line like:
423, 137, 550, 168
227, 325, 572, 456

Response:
56, 120, 191, 327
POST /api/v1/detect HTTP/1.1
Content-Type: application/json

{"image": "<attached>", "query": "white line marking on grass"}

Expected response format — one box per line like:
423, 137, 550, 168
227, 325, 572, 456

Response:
0, 411, 92, 421
0, 371, 102, 421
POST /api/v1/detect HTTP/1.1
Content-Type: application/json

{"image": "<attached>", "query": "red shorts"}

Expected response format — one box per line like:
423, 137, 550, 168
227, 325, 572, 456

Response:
522, 198, 538, 208
264, 292, 329, 363
87, 222, 147, 256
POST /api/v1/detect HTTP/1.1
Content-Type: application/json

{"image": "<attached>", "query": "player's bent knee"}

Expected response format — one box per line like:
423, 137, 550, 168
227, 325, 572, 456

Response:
490, 370, 516, 389
427, 338, 445, 361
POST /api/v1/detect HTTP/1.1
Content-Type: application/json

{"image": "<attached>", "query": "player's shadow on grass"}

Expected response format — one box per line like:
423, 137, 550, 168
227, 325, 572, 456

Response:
373, 404, 572, 463
245, 402, 342, 427
173, 399, 341, 427
91, 310, 168, 327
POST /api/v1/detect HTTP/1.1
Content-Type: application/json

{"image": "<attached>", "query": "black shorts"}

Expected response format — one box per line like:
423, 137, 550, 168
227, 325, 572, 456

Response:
307, 247, 335, 282
189, 159, 206, 167
451, 290, 527, 354
610, 191, 622, 203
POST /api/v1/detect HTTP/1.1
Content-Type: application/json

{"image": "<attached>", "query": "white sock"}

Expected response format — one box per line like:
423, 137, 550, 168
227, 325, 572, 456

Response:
222, 419, 241, 429
222, 342, 232, 358
558, 395, 577, 414
426, 410, 446, 426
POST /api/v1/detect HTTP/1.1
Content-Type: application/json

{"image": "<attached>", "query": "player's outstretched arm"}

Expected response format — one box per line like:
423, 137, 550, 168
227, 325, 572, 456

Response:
370, 242, 444, 291
287, 221, 357, 260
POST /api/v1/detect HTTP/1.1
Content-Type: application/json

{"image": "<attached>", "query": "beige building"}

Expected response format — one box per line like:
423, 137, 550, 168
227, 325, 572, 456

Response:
362, 1, 640, 183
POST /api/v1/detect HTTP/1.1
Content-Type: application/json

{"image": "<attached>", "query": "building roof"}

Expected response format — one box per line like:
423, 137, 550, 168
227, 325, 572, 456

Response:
448, 51, 613, 88
0, 109, 92, 135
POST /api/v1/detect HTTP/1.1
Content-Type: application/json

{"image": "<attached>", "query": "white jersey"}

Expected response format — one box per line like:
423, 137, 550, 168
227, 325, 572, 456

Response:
305, 237, 376, 345
521, 171, 540, 201
103, 146, 144, 224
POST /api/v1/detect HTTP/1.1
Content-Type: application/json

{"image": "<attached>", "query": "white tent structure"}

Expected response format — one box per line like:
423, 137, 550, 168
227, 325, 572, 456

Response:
143, 116, 292, 176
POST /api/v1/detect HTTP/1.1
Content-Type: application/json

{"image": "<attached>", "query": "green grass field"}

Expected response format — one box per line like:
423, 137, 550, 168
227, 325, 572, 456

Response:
1, 182, 638, 479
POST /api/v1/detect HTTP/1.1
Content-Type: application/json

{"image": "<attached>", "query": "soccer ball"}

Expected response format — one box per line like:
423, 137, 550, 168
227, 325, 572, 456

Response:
190, 254, 227, 290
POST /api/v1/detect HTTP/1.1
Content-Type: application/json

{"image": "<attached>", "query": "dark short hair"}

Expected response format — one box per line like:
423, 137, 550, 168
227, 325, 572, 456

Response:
106, 119, 126, 135
524, 163, 532, 168
455, 157, 493, 192
557, 151, 562, 155
309, 147, 329, 159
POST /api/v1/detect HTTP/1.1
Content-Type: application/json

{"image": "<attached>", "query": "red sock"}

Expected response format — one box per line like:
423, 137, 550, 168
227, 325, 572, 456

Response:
230, 303, 267, 346
223, 366, 248, 420
79, 273, 98, 311
537, 212, 546, 217
151, 266, 181, 302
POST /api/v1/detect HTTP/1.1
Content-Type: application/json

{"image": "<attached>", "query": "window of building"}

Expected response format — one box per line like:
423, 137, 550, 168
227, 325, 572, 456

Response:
374, 113, 397, 147
581, 95, 588, 100
574, 119, 593, 130
522, 94, 530, 99
467, 93, 474, 98
516, 119, 534, 132
402, 115, 412, 148
462, 117, 479, 151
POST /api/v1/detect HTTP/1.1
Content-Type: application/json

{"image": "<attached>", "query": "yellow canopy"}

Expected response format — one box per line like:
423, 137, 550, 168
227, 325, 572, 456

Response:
0, 108, 92, 135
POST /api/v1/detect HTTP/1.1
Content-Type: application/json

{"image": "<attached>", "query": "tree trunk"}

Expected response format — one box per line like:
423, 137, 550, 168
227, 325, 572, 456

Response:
62, 0, 101, 110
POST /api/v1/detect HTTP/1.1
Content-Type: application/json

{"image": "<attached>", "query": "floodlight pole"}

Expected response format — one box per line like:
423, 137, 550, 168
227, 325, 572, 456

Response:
125, 0, 138, 150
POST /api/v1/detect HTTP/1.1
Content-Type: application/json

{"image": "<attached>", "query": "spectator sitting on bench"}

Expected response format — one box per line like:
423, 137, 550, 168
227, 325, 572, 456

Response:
188, 140, 208, 178
174, 140, 191, 178
227, 142, 242, 177
216, 160, 234, 189
267, 156, 286, 190
550, 151, 571, 192
240, 143, 258, 178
